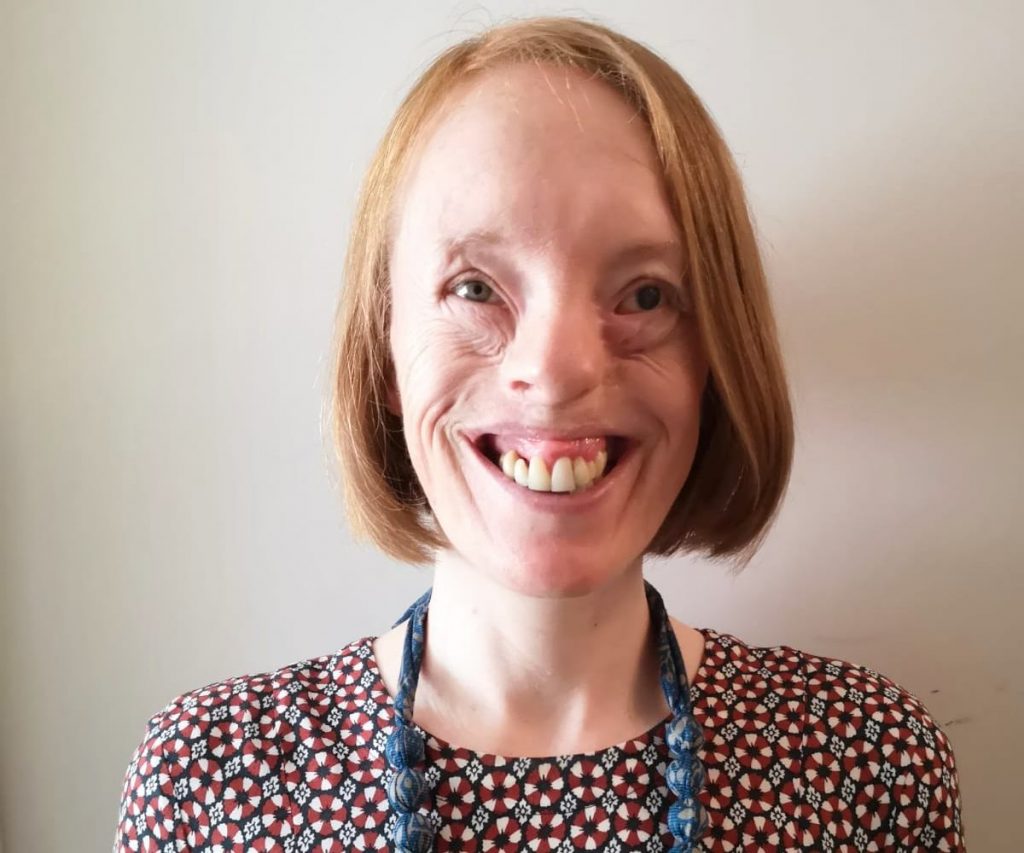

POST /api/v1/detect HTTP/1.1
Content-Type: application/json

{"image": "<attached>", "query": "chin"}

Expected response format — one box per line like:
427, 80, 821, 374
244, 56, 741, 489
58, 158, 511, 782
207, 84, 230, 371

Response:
483, 544, 636, 599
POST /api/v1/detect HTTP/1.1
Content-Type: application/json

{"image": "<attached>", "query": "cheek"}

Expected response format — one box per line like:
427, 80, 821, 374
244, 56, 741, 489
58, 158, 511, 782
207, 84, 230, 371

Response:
622, 328, 708, 436
393, 315, 502, 399
390, 318, 497, 465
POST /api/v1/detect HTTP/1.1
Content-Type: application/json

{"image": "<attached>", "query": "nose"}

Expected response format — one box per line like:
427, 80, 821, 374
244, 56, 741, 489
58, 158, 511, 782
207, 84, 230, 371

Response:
500, 292, 608, 405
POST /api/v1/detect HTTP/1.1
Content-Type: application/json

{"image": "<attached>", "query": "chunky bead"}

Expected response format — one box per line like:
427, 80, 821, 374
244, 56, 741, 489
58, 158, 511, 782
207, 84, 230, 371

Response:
387, 766, 429, 813
665, 758, 694, 797
667, 755, 705, 796
393, 811, 434, 852
386, 726, 425, 770
667, 797, 700, 840
665, 715, 704, 754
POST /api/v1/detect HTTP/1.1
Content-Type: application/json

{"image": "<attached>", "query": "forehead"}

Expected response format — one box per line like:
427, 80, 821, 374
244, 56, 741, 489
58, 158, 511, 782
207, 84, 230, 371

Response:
390, 63, 680, 262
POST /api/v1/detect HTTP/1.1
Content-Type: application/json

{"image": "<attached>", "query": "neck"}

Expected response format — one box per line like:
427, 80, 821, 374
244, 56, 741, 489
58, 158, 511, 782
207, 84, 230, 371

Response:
411, 551, 669, 755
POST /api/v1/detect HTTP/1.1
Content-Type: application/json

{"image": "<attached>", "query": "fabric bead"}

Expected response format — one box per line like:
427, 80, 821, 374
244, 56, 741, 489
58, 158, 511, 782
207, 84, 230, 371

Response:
393, 811, 434, 853
665, 758, 697, 797
665, 715, 704, 754
386, 726, 425, 770
667, 798, 700, 840
667, 754, 705, 795
387, 766, 429, 813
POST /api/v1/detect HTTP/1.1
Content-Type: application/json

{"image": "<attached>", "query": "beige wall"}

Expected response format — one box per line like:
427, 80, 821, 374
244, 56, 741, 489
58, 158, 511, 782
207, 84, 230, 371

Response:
1, 2, 1020, 850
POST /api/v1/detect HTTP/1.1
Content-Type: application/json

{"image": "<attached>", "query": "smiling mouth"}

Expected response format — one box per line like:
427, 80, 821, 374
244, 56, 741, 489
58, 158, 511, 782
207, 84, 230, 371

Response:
473, 434, 628, 493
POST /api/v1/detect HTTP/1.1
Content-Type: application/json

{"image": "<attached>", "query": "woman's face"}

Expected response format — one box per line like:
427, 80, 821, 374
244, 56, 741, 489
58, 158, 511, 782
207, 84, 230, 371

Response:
387, 63, 708, 597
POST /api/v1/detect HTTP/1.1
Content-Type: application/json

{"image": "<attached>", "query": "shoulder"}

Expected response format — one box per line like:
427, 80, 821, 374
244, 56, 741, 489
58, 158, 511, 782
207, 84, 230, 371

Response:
797, 643, 965, 848
114, 635, 384, 850
696, 627, 966, 848
698, 624, 955, 731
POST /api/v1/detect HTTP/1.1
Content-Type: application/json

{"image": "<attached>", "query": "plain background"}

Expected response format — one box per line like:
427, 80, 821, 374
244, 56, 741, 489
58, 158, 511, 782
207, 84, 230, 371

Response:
2, 1, 1020, 850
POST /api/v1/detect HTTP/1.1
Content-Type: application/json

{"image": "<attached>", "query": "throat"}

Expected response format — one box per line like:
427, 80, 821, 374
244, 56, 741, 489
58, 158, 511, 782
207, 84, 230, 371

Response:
403, 589, 670, 757
410, 664, 671, 759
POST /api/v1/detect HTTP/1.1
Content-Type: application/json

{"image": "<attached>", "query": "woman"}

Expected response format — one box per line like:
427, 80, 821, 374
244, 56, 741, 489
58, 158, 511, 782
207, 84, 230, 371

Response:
115, 16, 965, 852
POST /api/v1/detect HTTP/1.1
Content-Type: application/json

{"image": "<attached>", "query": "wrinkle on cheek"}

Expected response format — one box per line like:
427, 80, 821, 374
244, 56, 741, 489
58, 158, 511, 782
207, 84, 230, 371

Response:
619, 342, 706, 443
394, 317, 500, 487
445, 307, 510, 361
619, 352, 686, 393
618, 333, 701, 381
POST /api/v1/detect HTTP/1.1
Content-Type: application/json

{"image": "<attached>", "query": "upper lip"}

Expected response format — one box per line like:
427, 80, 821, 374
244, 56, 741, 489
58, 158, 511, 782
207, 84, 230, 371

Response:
463, 423, 630, 442
464, 423, 622, 442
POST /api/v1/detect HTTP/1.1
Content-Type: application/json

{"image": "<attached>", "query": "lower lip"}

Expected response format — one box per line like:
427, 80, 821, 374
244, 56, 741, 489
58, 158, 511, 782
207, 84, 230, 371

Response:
463, 436, 638, 514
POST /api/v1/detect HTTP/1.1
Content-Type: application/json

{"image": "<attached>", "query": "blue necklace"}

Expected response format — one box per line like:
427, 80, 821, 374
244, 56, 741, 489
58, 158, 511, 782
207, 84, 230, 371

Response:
383, 580, 709, 852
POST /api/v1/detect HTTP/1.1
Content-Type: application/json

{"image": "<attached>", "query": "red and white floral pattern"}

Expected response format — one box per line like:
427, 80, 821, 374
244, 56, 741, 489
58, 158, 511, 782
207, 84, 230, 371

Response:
115, 627, 966, 850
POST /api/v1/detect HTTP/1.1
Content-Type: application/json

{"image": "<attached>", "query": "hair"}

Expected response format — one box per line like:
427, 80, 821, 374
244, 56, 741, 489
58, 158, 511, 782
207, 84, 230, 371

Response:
326, 15, 794, 572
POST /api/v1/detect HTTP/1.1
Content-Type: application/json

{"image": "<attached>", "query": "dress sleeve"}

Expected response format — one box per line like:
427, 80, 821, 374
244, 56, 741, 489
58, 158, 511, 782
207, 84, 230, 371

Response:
885, 684, 967, 851
112, 701, 191, 852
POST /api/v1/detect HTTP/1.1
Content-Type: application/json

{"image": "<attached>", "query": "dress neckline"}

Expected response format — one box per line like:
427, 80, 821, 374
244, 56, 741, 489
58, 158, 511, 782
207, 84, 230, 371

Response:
360, 626, 718, 764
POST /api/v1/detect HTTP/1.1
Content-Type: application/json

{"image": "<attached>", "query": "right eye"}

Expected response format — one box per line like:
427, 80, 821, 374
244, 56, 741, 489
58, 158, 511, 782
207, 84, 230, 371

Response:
451, 278, 498, 304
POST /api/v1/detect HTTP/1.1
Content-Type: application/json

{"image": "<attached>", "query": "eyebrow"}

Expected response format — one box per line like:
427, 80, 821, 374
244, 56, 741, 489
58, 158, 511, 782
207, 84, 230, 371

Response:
439, 229, 684, 271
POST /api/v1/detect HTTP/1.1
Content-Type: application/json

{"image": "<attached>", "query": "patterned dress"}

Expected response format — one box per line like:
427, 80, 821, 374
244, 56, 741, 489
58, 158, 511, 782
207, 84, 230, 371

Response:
114, 627, 966, 851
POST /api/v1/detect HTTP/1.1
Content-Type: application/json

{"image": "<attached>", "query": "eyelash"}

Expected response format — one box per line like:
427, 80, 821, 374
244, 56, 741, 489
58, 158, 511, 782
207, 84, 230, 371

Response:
448, 274, 683, 312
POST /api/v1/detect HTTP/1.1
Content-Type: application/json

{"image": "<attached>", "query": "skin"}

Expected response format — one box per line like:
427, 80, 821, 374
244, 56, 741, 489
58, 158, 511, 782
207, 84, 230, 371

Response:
372, 62, 710, 757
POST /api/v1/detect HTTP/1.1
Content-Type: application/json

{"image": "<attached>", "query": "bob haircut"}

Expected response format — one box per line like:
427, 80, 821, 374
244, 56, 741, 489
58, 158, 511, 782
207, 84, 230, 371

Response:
328, 15, 794, 571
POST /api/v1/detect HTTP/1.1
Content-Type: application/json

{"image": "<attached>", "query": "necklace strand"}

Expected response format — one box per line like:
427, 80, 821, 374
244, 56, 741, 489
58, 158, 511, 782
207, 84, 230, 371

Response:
383, 580, 709, 851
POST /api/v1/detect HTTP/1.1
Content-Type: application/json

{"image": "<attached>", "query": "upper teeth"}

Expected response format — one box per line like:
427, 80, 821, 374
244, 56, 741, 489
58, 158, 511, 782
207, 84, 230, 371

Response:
498, 450, 608, 492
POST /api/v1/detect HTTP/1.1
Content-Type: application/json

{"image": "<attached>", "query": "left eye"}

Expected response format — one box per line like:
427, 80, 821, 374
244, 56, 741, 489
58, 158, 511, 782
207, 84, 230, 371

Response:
617, 283, 668, 314
451, 278, 497, 303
